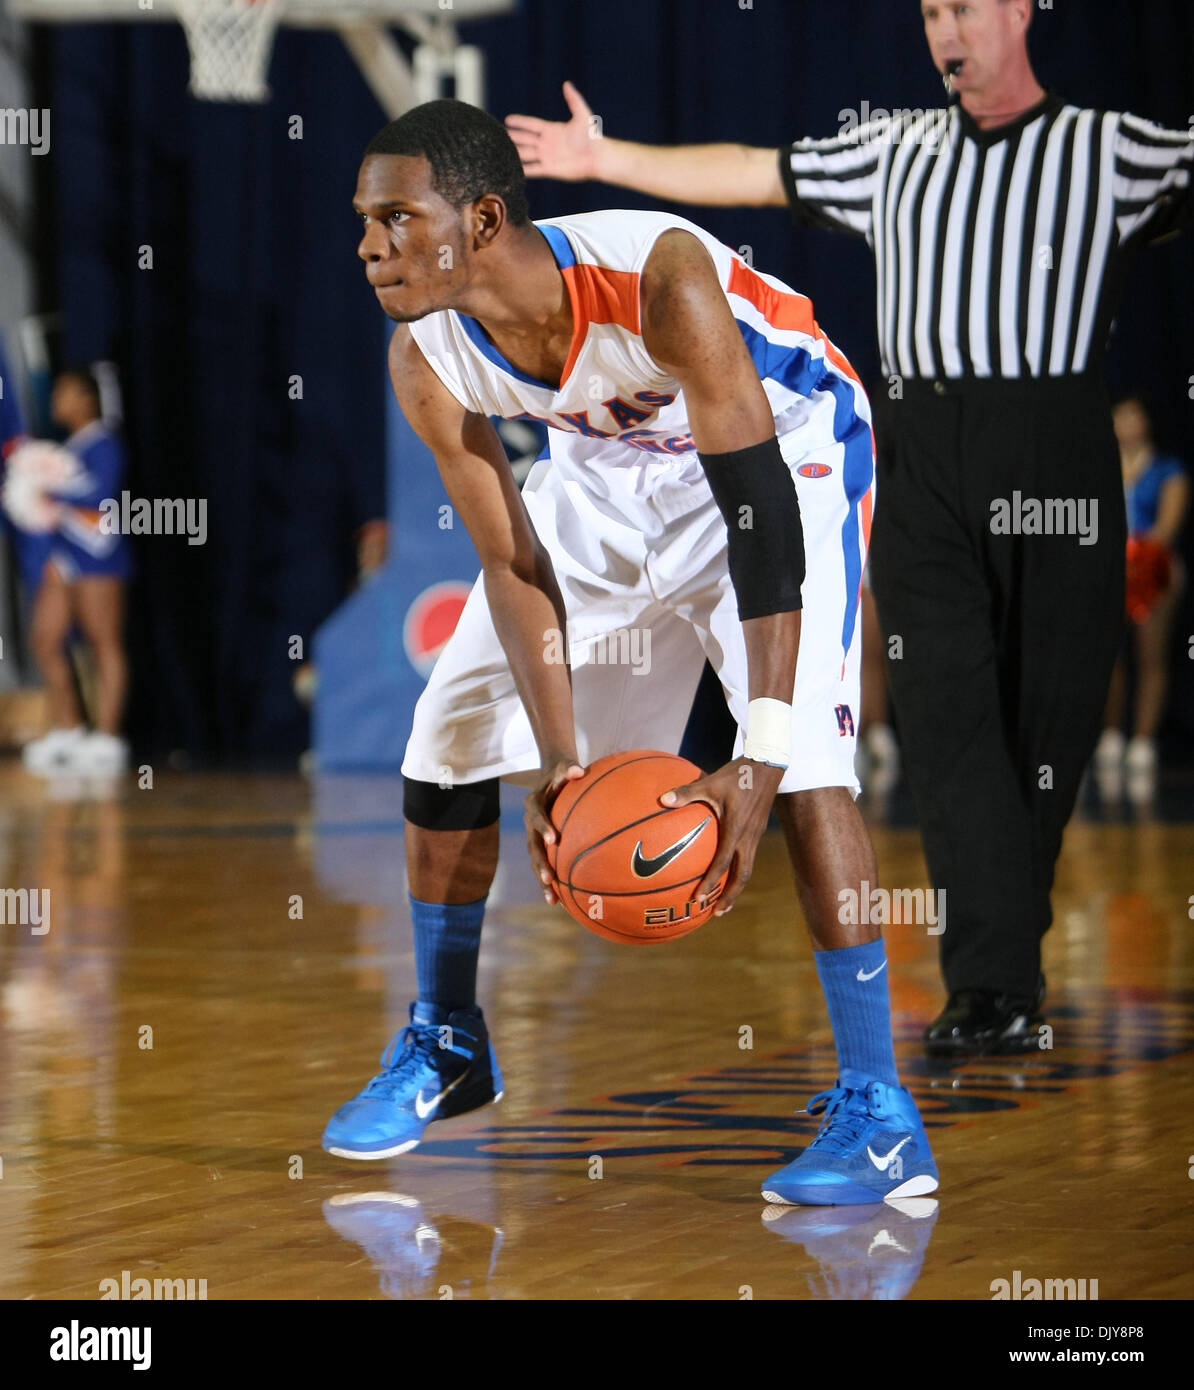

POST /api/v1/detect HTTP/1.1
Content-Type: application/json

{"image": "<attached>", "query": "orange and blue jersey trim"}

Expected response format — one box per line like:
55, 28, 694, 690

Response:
541, 223, 640, 387
727, 259, 875, 661
455, 222, 641, 393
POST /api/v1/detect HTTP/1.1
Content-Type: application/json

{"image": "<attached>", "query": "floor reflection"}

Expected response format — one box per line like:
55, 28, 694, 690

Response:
323, 1191, 504, 1301
762, 1197, 940, 1300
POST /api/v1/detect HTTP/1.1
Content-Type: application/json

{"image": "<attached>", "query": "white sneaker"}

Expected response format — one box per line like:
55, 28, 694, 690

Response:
864, 722, 901, 774
22, 726, 87, 773
68, 731, 129, 775
1094, 728, 1125, 771
1125, 737, 1157, 775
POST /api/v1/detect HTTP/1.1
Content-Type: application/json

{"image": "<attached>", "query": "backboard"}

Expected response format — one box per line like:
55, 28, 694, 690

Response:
7, 1, 515, 24
7, 0, 517, 110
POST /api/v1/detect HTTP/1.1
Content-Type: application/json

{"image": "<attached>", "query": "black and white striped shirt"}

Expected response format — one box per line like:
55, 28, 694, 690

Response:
780, 92, 1193, 381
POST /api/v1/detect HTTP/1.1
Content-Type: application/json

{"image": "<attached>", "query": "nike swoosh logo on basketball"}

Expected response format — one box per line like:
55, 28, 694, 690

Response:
414, 1071, 467, 1120
856, 961, 887, 982
631, 817, 713, 878
868, 1137, 911, 1172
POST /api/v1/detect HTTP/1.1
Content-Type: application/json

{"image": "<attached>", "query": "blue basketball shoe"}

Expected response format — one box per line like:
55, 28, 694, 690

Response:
322, 1005, 504, 1160
761, 1078, 938, 1206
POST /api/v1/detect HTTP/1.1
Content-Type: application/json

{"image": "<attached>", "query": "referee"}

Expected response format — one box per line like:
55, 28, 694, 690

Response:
507, 0, 1194, 1055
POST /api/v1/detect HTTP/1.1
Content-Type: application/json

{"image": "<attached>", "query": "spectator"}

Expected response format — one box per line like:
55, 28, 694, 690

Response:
21, 367, 131, 774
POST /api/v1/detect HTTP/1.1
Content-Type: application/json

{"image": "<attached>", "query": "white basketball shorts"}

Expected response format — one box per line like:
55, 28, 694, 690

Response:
401, 420, 874, 796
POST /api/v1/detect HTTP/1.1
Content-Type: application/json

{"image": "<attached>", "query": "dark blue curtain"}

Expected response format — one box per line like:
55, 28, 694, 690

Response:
40, 1, 1194, 762
43, 21, 391, 761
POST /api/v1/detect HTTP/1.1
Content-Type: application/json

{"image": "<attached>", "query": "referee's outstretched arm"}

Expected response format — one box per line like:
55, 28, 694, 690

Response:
506, 80, 787, 207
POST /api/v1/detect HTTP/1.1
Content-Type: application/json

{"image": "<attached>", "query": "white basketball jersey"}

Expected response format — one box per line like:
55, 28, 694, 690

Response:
407, 209, 870, 471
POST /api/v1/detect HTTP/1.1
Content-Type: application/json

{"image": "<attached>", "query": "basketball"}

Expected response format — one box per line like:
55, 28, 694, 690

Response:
547, 750, 726, 944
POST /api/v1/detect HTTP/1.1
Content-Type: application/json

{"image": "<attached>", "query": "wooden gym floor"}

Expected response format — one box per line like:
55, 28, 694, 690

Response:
0, 762, 1191, 1301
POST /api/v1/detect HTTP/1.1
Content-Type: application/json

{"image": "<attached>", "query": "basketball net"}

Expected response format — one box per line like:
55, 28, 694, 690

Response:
176, 0, 285, 103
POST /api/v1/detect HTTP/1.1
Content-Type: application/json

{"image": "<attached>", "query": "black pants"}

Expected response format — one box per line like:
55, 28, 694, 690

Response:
868, 376, 1125, 997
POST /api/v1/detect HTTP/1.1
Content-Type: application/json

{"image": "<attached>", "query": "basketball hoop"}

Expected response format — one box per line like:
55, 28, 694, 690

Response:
175, 0, 285, 103
10, 1, 511, 114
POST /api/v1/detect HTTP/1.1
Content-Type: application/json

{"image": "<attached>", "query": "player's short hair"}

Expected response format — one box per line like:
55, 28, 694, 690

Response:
57, 365, 101, 411
364, 99, 530, 227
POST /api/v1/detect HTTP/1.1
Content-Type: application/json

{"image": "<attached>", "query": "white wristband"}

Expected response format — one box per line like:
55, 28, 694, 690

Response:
743, 697, 792, 769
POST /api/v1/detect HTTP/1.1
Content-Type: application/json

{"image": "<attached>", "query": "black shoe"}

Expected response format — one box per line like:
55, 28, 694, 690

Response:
924, 982, 1046, 1057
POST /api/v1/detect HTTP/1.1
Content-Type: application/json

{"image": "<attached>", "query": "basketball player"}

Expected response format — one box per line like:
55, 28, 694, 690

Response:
322, 100, 937, 1206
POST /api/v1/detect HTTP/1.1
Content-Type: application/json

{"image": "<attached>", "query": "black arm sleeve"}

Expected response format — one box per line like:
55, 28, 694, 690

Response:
699, 436, 805, 621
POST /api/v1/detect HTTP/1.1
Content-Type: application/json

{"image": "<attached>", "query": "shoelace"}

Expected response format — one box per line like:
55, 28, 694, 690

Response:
803, 1086, 877, 1157
360, 1025, 446, 1101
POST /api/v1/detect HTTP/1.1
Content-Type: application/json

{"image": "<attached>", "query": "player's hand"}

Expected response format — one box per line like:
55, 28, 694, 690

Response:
506, 81, 601, 181
525, 754, 586, 904
661, 759, 785, 916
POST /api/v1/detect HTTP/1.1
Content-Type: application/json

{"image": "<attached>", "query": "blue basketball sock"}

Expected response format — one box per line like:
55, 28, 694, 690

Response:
814, 938, 900, 1088
410, 895, 486, 1017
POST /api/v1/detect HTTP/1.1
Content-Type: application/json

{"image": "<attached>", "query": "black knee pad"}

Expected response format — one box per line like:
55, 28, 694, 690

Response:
403, 777, 500, 832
